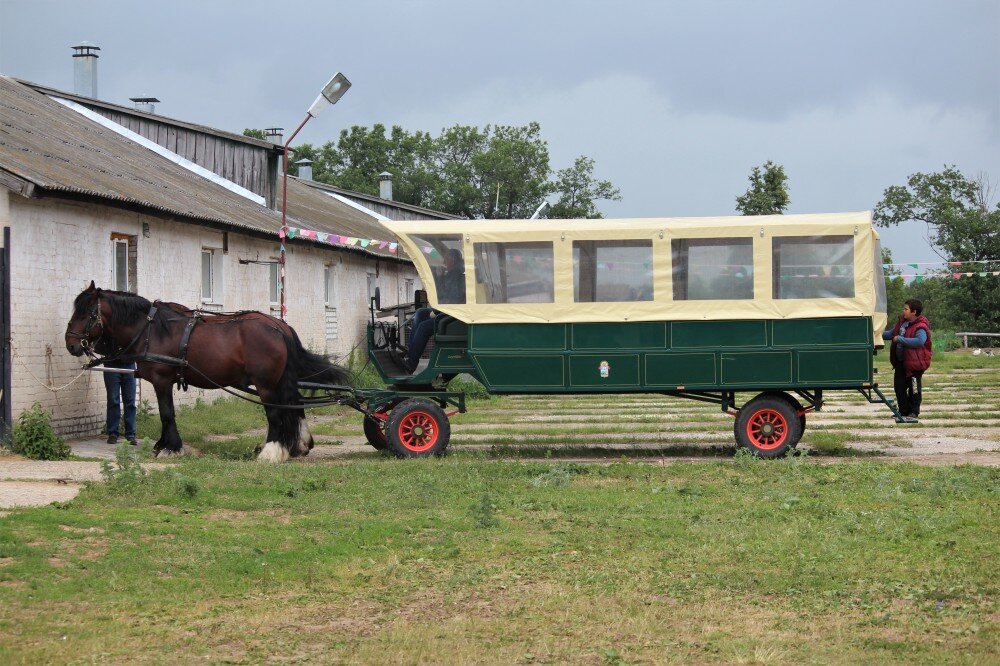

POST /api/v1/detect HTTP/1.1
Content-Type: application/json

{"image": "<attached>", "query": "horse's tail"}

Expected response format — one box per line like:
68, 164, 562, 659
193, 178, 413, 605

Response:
285, 328, 352, 388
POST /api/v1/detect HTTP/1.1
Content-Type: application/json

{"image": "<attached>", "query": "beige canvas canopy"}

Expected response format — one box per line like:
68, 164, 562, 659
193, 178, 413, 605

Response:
380, 211, 888, 337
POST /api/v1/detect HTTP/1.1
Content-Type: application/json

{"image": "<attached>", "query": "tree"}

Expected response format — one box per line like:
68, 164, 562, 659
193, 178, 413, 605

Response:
288, 122, 621, 219
242, 128, 267, 140
735, 160, 790, 215
470, 122, 553, 219
874, 167, 1000, 331
548, 156, 622, 219
881, 246, 906, 323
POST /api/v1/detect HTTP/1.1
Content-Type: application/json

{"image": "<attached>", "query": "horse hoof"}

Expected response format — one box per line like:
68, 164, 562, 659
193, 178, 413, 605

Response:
157, 447, 186, 458
257, 441, 289, 463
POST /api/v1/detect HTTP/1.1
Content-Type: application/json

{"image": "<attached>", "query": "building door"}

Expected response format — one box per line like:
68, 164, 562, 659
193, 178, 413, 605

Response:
0, 228, 11, 441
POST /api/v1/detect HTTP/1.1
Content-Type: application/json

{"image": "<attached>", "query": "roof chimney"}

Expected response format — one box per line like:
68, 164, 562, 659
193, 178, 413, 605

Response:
129, 96, 160, 114
379, 171, 393, 201
264, 127, 284, 145
71, 41, 100, 98
295, 158, 313, 181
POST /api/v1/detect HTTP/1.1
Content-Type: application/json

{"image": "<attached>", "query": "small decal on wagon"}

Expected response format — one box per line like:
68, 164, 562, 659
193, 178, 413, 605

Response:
599, 360, 610, 379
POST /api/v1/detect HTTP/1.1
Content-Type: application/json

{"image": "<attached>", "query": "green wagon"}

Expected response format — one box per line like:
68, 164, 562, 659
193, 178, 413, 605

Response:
360, 211, 898, 458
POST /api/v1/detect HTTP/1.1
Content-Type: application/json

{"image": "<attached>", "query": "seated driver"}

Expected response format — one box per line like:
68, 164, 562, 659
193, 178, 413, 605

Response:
406, 248, 465, 371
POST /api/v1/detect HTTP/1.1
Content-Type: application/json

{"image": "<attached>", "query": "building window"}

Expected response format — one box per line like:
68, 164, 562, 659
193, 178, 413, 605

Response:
269, 262, 279, 305
112, 238, 129, 291
110, 233, 136, 292
404, 278, 414, 303
367, 272, 377, 301
201, 248, 223, 304
474, 241, 554, 304
573, 239, 653, 302
671, 238, 754, 301
772, 236, 854, 299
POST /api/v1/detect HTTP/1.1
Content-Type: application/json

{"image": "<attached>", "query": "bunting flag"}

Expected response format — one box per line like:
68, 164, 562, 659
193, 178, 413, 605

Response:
895, 271, 1000, 280
283, 226, 401, 254
883, 258, 1000, 268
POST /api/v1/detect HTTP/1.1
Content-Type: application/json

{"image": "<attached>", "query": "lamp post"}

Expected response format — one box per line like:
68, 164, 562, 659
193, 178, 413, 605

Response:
279, 72, 351, 320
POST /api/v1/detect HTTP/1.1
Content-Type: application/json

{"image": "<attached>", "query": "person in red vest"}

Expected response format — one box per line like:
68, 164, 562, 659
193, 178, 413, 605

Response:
882, 299, 932, 423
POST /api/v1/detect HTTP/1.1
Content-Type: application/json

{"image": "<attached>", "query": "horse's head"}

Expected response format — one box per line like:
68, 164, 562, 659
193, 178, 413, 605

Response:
65, 281, 108, 357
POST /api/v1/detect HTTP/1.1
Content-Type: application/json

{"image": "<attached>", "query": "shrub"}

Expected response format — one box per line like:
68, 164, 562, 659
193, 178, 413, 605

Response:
100, 442, 147, 490
12, 402, 70, 460
448, 374, 492, 400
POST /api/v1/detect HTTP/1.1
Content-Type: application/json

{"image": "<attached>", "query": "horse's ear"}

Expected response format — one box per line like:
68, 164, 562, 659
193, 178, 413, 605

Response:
88, 280, 96, 291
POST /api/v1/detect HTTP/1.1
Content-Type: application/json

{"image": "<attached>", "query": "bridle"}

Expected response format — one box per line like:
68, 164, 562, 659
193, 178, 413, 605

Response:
65, 298, 104, 355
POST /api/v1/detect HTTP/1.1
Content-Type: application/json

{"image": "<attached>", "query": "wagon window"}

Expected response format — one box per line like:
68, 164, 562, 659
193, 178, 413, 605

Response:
671, 238, 753, 300
407, 234, 466, 304
573, 240, 653, 302
474, 241, 554, 303
773, 236, 854, 299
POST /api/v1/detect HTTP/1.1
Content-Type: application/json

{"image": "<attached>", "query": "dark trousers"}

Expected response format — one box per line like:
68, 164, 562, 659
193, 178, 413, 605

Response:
407, 307, 435, 368
104, 366, 137, 439
893, 365, 924, 417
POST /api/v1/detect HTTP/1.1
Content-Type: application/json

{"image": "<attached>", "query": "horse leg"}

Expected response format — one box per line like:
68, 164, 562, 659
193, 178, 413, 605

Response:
255, 395, 289, 463
153, 384, 184, 457
295, 409, 314, 456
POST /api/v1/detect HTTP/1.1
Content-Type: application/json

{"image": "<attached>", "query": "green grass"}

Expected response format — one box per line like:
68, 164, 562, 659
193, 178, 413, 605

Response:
0, 459, 996, 663
136, 397, 264, 445
22, 349, 992, 661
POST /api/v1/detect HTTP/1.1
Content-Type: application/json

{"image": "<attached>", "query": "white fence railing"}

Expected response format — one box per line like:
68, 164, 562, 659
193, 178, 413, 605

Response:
955, 332, 1000, 348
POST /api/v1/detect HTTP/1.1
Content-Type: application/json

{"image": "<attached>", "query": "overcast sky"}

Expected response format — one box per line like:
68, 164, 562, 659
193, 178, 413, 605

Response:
2, 0, 997, 265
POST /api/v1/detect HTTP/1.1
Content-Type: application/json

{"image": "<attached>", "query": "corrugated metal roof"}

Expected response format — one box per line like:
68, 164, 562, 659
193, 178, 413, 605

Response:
0, 75, 283, 235
0, 76, 422, 262
282, 177, 404, 259
18, 79, 283, 152
299, 178, 465, 220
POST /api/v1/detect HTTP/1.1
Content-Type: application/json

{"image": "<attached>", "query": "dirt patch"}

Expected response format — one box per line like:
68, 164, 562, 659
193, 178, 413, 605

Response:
208, 508, 292, 524
0, 461, 106, 482
59, 525, 104, 534
0, 481, 84, 508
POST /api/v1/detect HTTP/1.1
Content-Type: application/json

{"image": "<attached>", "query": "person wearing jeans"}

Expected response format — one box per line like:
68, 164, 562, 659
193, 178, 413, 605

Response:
406, 307, 435, 372
104, 358, 137, 445
882, 298, 932, 422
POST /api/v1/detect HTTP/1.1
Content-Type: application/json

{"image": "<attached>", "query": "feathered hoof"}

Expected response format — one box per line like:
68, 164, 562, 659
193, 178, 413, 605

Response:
155, 447, 186, 458
257, 441, 290, 463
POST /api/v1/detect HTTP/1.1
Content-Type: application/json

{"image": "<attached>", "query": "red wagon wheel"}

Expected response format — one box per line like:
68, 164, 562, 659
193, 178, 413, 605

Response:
362, 414, 388, 451
385, 399, 451, 458
745, 408, 789, 450
734, 394, 800, 458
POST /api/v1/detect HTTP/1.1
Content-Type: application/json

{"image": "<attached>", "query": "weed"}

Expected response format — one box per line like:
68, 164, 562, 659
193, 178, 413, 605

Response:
806, 431, 851, 455
448, 374, 492, 400
468, 493, 498, 527
99, 442, 147, 490
531, 463, 587, 488
11, 402, 70, 460
347, 348, 386, 389
172, 472, 200, 498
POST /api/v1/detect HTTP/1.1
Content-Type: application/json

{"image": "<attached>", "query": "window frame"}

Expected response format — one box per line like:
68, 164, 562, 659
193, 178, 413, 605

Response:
201, 248, 223, 304
771, 235, 855, 300
111, 237, 129, 292
572, 239, 654, 303
670, 237, 755, 301
268, 261, 280, 306
473, 240, 555, 304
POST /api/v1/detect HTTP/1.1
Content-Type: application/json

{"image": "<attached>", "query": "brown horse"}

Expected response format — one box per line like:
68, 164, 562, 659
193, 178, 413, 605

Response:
65, 282, 349, 461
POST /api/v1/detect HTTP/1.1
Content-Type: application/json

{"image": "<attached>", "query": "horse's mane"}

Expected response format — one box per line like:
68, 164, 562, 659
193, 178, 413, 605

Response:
76, 289, 175, 336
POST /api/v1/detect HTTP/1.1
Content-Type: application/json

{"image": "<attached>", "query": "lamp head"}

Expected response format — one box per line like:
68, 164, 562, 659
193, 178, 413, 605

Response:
307, 72, 352, 116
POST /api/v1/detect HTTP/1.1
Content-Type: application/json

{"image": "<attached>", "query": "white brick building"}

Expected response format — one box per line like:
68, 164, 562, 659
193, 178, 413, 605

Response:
0, 76, 458, 437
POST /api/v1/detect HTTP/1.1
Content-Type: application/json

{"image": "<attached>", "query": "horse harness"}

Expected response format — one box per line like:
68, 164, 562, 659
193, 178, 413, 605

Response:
89, 301, 202, 390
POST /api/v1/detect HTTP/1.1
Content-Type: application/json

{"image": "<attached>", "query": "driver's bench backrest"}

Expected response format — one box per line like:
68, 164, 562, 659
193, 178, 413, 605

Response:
434, 315, 468, 341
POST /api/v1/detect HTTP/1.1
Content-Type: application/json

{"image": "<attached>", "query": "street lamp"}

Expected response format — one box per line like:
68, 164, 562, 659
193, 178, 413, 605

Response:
279, 72, 352, 319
